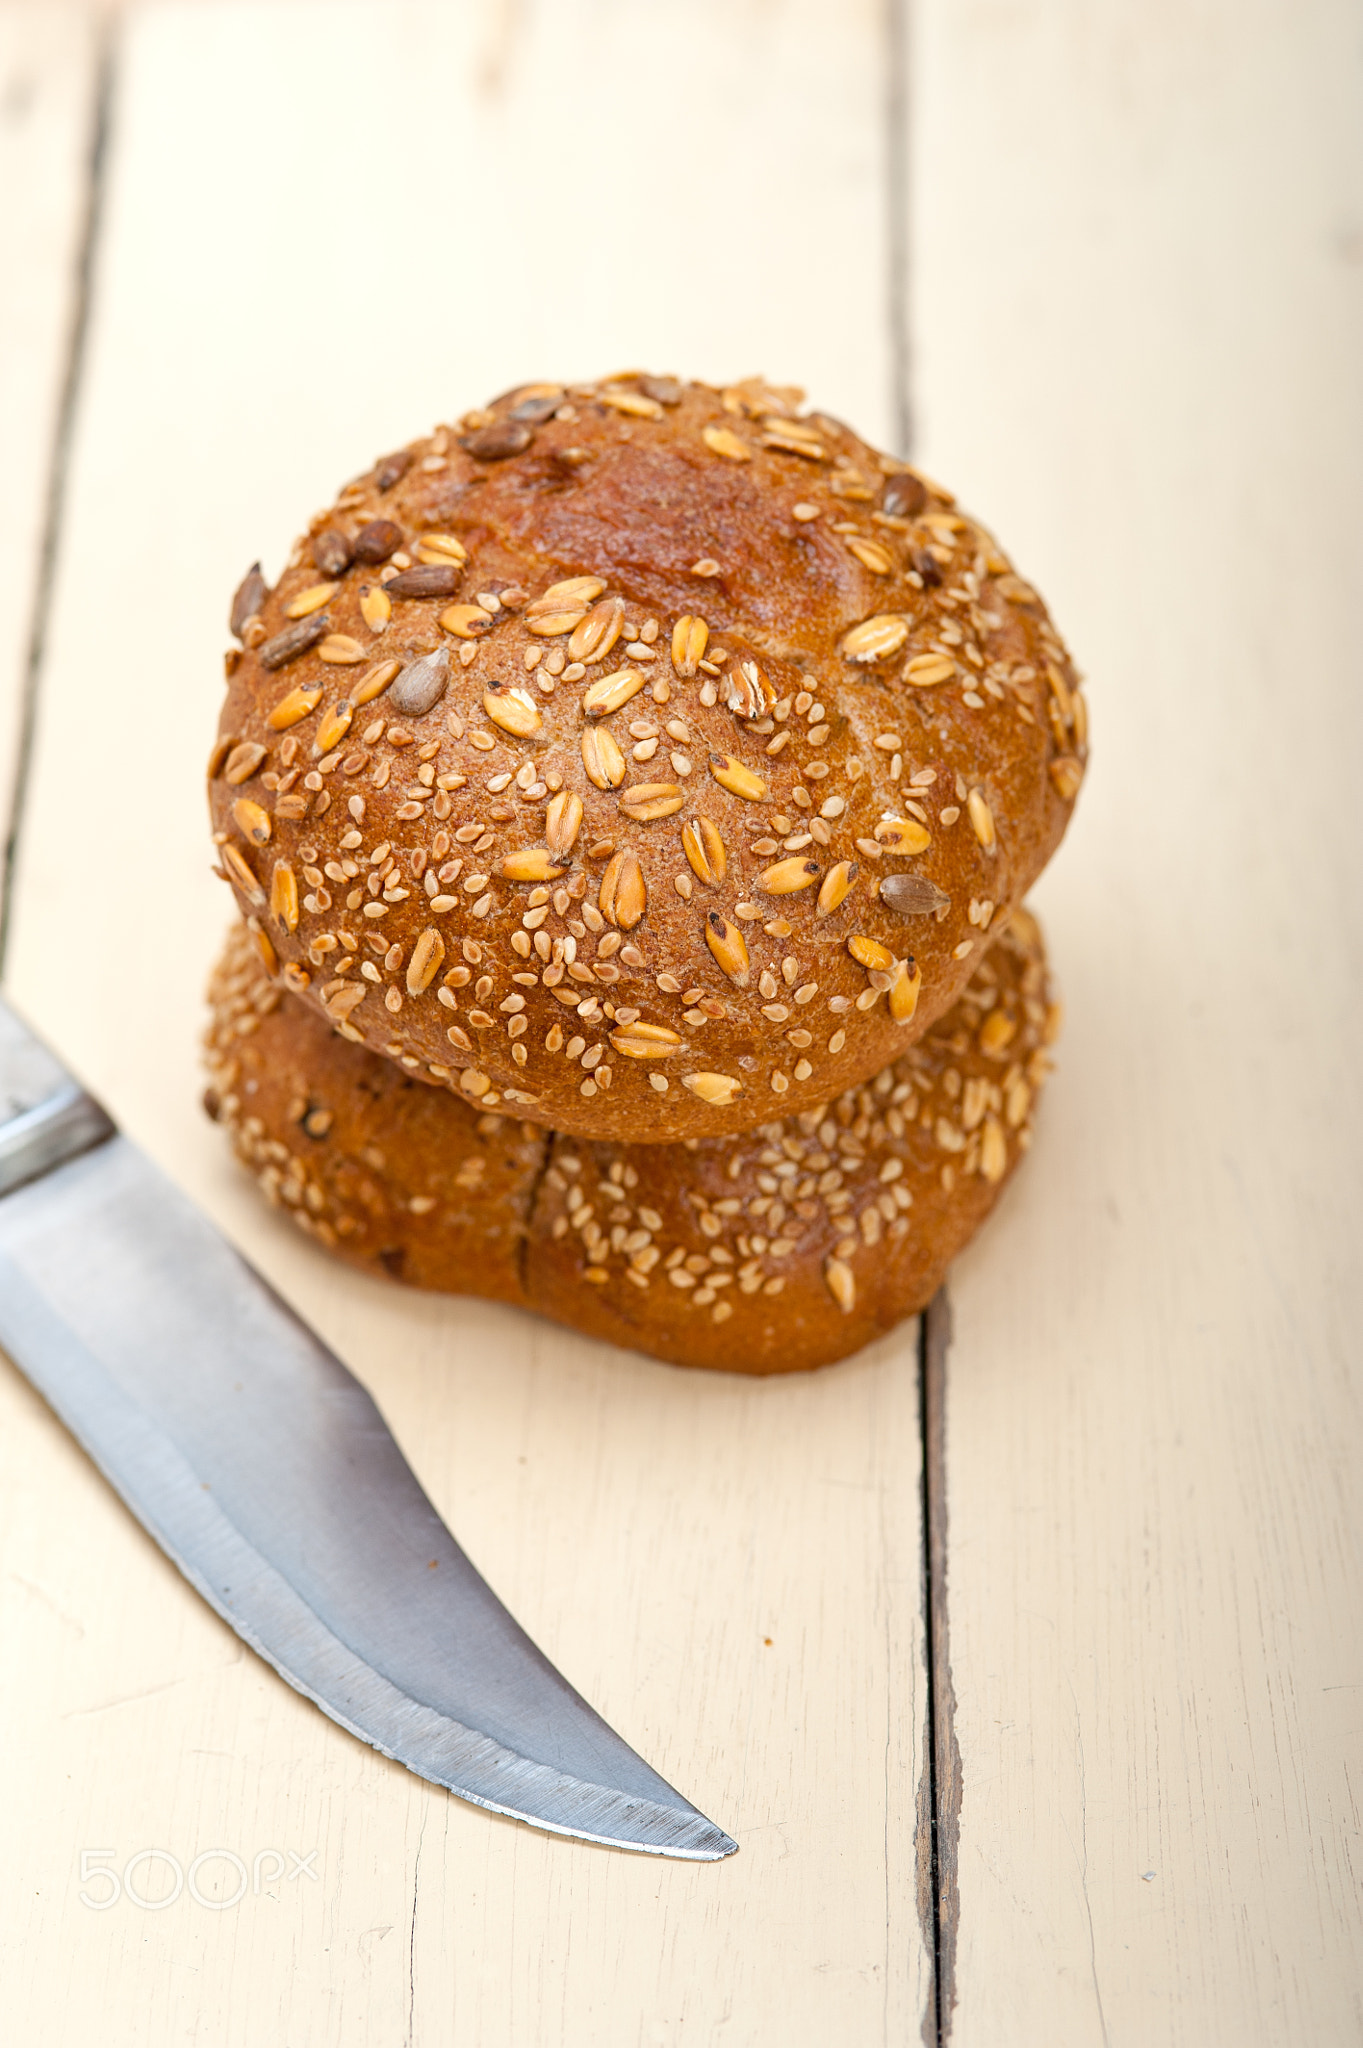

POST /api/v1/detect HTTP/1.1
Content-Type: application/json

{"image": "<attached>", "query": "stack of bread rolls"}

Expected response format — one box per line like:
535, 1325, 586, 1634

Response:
203, 375, 1082, 1372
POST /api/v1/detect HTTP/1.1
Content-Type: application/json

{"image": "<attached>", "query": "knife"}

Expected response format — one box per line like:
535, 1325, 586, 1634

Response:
0, 994, 736, 1860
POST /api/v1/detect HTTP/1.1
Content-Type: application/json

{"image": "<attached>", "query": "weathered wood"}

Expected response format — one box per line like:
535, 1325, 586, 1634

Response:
910, 0, 1363, 2038
0, 2, 931, 2041
0, 3, 98, 930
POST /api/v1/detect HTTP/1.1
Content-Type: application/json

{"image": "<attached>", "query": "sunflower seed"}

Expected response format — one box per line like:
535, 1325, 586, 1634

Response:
509, 392, 563, 423
389, 647, 450, 717
386, 564, 460, 599
353, 519, 402, 563
462, 419, 533, 460
259, 613, 329, 670
881, 472, 927, 518
230, 562, 267, 638
312, 530, 352, 577
880, 873, 950, 917
374, 450, 413, 491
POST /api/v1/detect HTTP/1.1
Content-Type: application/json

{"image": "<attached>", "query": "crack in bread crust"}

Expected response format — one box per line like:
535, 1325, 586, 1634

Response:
203, 907, 1059, 1375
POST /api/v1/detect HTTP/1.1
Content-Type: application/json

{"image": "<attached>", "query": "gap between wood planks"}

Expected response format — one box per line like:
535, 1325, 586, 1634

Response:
884, 6, 962, 2037
916, 1291, 961, 2046
1, 3, 962, 2036
0, 13, 113, 975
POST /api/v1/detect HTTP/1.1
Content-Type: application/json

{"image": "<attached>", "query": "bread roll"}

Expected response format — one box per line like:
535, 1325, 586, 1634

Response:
204, 908, 1058, 1373
210, 374, 1082, 1141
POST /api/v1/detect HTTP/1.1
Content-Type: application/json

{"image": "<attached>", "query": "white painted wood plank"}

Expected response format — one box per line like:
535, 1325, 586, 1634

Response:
0, 3, 96, 908
911, 1, 1363, 2039
0, 3, 930, 2043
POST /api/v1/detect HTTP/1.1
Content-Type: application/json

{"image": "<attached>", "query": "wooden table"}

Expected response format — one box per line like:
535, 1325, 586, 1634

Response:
0, 2, 1357, 2040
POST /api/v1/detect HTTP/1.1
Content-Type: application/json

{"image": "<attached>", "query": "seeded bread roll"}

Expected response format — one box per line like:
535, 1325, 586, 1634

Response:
210, 373, 1084, 1143
204, 910, 1058, 1374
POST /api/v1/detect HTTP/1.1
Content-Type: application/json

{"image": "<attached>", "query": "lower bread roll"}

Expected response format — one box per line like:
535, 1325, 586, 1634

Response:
203, 911, 1058, 1373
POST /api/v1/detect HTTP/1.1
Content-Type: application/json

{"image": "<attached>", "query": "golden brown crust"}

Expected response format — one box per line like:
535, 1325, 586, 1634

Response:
210, 374, 1084, 1142
204, 908, 1059, 1374
203, 929, 541, 1299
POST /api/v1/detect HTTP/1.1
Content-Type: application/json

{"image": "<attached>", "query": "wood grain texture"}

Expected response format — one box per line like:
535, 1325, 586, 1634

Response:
0, 3, 96, 917
0, 2, 932, 2042
910, 1, 1363, 2039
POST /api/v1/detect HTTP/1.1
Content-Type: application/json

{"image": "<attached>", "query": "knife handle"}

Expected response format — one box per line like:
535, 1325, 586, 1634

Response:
0, 997, 115, 1200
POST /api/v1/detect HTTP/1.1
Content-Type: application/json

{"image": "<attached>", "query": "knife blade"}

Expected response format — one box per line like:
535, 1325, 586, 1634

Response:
0, 994, 736, 1860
